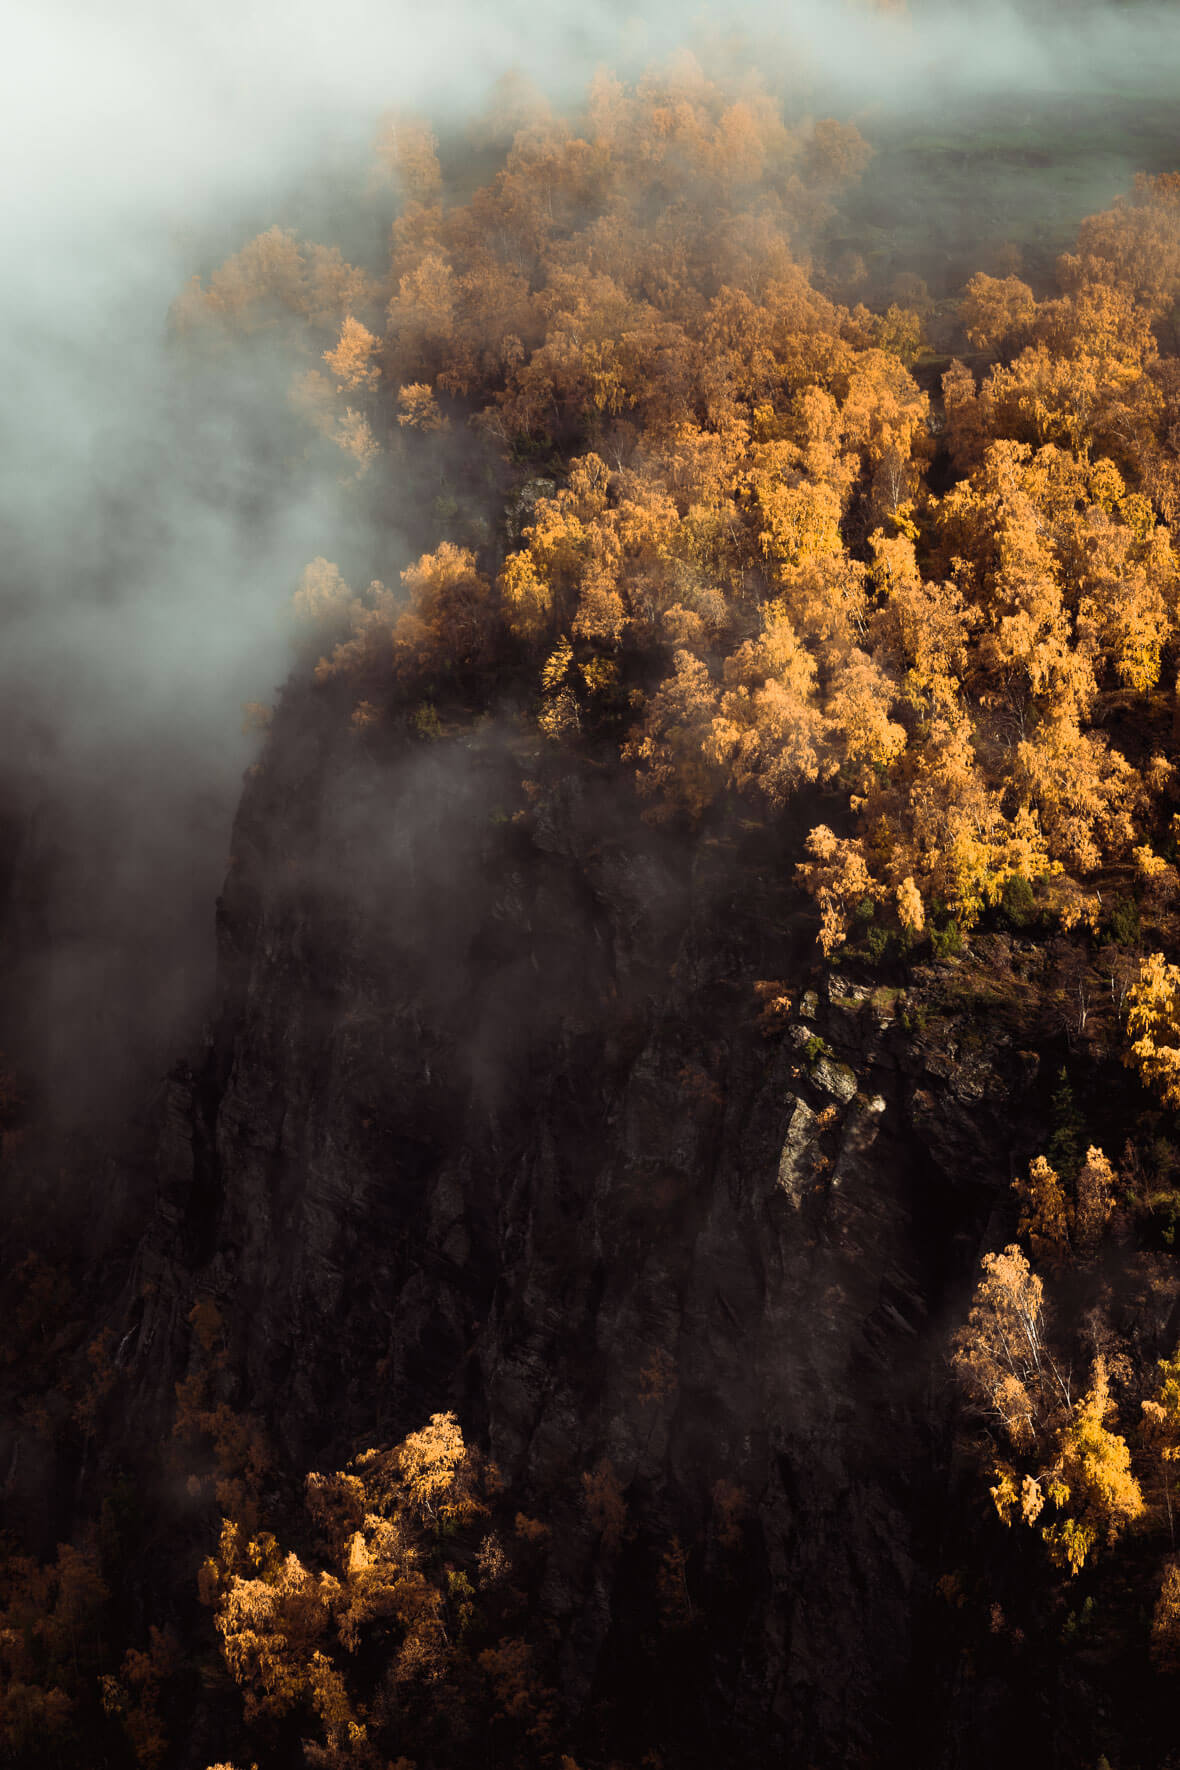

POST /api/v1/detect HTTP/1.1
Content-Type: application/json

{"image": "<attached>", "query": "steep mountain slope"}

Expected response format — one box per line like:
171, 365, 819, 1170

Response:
113, 680, 1074, 1768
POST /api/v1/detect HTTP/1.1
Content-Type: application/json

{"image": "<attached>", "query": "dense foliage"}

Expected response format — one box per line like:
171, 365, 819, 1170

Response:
180, 66, 1180, 963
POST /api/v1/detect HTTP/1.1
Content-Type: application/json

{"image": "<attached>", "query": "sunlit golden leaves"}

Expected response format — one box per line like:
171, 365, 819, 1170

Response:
394, 543, 496, 677
956, 1238, 1143, 1577
872, 715, 1051, 928
627, 650, 724, 820
977, 274, 1161, 461
204, 1411, 504, 1766
1073, 505, 1175, 694
1143, 1350, 1180, 1551
952, 1243, 1065, 1453
185, 64, 1180, 967
323, 317, 379, 393
1042, 1358, 1144, 1573
1013, 1145, 1116, 1270
709, 611, 830, 803
1013, 1156, 1073, 1270
215, 1552, 332, 1724
796, 825, 879, 955
396, 382, 448, 432
837, 348, 929, 494
1069, 172, 1180, 320
1126, 952, 1180, 1107
961, 272, 1037, 358
1014, 711, 1140, 874
824, 648, 906, 783
396, 1410, 489, 1528
499, 549, 554, 641
895, 875, 924, 933
869, 531, 975, 713
751, 470, 844, 570
941, 358, 987, 472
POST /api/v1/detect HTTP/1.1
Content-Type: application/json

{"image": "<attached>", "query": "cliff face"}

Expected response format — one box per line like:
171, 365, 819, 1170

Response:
122, 690, 1043, 1769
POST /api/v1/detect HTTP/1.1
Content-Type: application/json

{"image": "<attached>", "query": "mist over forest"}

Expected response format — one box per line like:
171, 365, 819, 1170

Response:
7, 2, 1180, 1767
3, 0, 1178, 1112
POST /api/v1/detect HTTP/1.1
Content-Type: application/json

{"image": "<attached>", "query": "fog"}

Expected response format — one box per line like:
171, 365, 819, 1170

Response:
1, 0, 1178, 1123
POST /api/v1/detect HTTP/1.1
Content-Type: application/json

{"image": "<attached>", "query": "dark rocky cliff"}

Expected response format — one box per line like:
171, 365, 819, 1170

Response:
98, 681, 1081, 1770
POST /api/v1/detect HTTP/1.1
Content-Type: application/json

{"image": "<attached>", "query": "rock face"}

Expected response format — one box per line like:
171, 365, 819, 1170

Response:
122, 693, 1038, 1768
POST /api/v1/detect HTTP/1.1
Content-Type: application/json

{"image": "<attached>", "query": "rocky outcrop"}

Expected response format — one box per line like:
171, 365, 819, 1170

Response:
117, 693, 1049, 1767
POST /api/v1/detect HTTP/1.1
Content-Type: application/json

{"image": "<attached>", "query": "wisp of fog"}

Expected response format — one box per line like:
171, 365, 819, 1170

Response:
1, 0, 1178, 1122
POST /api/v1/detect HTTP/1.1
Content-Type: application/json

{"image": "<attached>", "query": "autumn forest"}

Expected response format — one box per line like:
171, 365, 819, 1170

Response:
10, 24, 1180, 1770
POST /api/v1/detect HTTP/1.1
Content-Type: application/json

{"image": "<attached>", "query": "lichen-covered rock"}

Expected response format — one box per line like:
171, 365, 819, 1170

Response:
810, 1051, 859, 1102
777, 1096, 818, 1206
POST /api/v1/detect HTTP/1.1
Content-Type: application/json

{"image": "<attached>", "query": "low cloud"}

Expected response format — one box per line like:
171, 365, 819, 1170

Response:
1, 0, 1176, 1119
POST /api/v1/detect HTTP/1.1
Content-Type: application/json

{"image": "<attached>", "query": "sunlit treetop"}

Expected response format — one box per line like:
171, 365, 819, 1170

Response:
183, 63, 1180, 953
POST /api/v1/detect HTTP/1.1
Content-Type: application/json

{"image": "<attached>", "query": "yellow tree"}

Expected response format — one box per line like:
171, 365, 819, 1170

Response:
1038, 1358, 1144, 1574
1126, 953, 1180, 1106
498, 455, 611, 645
836, 348, 929, 524
774, 552, 869, 657
198, 227, 307, 329
214, 1550, 333, 1726
1013, 1145, 1116, 1268
1074, 506, 1175, 694
706, 611, 830, 805
323, 317, 379, 393
823, 648, 906, 787
749, 465, 844, 573
868, 531, 975, 716
961, 272, 1037, 358
204, 1413, 497, 1767
1069, 172, 1180, 319
862, 713, 1051, 930
626, 651, 724, 820
952, 1243, 1068, 1453
396, 383, 448, 432
796, 825, 880, 955
386, 251, 457, 385
395, 543, 497, 677
1012, 1155, 1072, 1270
941, 359, 987, 473
956, 1250, 1142, 1575
1014, 711, 1139, 876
